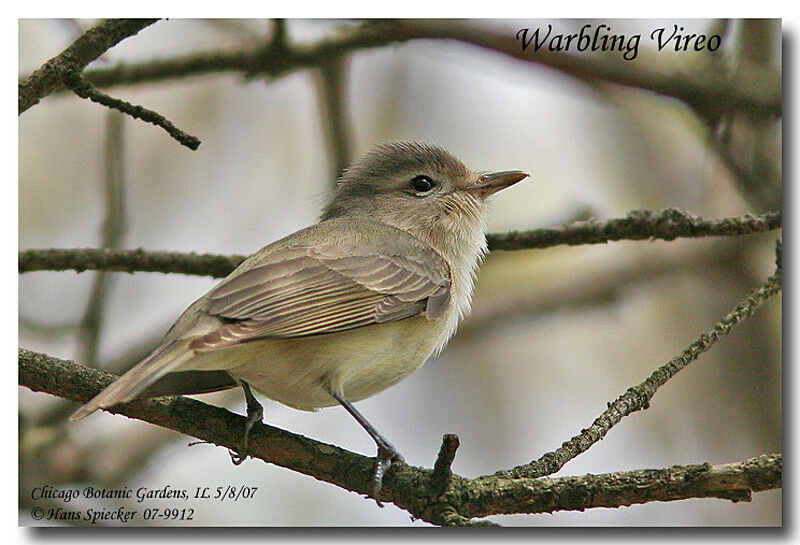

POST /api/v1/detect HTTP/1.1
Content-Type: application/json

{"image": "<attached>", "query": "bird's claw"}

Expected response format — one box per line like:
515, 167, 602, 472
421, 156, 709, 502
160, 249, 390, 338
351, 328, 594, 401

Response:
228, 381, 264, 466
372, 444, 403, 506
229, 449, 248, 465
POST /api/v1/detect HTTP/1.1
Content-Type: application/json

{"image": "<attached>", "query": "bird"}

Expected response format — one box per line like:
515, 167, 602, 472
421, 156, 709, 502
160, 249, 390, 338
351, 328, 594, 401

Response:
70, 141, 529, 501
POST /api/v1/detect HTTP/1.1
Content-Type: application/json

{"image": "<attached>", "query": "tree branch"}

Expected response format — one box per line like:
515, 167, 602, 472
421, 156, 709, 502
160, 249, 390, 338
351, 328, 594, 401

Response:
66, 20, 779, 118
19, 18, 200, 150
64, 73, 200, 150
18, 210, 781, 278
406, 20, 781, 119
315, 55, 354, 187
486, 208, 781, 251
78, 110, 127, 366
18, 349, 781, 524
490, 240, 781, 480
460, 454, 781, 518
18, 18, 159, 113
18, 248, 247, 278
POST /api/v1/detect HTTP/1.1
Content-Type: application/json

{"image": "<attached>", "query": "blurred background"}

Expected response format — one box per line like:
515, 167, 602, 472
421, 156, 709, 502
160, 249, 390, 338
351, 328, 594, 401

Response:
19, 19, 781, 526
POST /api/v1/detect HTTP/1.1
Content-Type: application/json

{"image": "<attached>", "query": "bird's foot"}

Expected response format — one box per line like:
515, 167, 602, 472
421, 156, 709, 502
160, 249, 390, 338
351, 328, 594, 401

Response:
229, 381, 264, 465
372, 442, 403, 506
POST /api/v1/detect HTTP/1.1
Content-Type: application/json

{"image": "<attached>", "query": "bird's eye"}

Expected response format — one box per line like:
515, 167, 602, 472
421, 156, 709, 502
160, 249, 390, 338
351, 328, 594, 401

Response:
410, 175, 434, 194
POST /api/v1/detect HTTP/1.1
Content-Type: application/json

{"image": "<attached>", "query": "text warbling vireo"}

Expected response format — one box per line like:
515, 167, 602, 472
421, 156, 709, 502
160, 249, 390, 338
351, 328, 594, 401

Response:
71, 141, 528, 499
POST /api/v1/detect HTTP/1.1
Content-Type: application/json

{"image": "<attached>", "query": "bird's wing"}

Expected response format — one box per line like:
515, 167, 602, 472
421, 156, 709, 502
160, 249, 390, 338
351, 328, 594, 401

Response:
189, 240, 451, 352
69, 221, 451, 421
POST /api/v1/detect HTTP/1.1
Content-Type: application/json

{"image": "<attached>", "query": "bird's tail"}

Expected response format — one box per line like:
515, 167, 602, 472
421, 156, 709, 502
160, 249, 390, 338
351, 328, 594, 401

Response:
70, 339, 194, 421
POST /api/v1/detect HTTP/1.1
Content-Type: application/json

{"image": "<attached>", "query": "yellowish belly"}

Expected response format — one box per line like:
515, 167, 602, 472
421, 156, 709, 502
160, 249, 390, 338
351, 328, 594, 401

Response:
185, 315, 447, 410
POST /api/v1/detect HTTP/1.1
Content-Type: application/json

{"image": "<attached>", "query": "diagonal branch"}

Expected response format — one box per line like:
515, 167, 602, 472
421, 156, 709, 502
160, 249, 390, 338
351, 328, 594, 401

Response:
489, 240, 781, 480
64, 73, 200, 150
19, 18, 159, 113
17, 209, 781, 278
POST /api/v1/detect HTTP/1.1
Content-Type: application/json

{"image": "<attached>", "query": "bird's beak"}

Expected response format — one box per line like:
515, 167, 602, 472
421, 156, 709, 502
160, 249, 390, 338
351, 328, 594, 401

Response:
465, 171, 529, 199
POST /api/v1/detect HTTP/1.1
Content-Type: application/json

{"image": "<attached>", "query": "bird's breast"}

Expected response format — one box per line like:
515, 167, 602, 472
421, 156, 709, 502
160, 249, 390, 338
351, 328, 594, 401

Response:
221, 309, 454, 411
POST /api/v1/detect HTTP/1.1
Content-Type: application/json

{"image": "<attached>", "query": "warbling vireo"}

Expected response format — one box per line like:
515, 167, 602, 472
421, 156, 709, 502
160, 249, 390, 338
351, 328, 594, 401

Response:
71, 141, 528, 500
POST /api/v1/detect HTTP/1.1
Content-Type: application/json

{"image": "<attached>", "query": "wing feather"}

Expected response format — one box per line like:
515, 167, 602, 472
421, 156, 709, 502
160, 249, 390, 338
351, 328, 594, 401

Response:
191, 238, 450, 351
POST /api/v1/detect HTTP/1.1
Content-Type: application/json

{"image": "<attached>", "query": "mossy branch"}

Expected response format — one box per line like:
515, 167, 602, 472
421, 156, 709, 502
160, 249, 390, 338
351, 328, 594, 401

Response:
18, 349, 782, 525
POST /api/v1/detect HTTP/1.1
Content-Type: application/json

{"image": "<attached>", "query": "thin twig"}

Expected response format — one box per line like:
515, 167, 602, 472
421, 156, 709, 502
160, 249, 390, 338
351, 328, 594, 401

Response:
17, 210, 781, 278
489, 240, 781, 480
269, 19, 288, 50
64, 72, 200, 150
